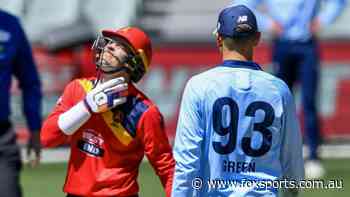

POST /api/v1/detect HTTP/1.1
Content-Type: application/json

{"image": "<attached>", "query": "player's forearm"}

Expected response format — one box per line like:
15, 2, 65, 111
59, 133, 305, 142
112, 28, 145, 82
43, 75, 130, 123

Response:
151, 153, 175, 197
58, 101, 91, 135
164, 171, 174, 197
144, 139, 175, 196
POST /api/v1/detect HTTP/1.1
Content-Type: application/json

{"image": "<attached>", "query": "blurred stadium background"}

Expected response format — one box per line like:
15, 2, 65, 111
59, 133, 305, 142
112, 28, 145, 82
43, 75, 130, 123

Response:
0, 0, 350, 196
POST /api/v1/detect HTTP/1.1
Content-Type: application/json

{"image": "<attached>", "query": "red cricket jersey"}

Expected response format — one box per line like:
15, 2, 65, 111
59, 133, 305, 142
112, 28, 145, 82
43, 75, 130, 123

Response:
41, 78, 175, 197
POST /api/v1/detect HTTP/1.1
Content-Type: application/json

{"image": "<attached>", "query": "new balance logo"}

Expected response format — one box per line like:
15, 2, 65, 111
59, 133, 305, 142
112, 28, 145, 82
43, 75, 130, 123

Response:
237, 15, 248, 23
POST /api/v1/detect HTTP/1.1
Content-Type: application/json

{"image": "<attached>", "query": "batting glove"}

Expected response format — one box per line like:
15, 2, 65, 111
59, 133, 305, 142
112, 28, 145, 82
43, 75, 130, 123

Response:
84, 77, 128, 114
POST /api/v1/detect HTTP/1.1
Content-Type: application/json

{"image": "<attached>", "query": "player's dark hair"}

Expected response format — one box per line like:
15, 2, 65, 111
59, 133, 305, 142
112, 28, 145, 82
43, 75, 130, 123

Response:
223, 33, 258, 51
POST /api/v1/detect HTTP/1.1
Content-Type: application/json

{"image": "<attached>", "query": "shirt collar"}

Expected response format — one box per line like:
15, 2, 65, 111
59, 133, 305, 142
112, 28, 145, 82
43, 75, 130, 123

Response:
219, 60, 262, 70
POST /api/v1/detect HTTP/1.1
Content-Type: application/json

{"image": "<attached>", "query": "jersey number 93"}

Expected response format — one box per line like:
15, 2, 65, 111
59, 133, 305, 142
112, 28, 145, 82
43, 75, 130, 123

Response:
212, 97, 275, 157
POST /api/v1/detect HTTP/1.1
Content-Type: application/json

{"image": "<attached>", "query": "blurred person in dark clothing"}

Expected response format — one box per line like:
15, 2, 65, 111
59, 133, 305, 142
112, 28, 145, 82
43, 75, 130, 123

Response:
234, 0, 346, 179
0, 9, 42, 197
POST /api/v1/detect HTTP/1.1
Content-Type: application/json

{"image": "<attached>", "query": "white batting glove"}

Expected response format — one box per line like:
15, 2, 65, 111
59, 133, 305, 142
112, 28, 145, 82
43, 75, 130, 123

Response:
83, 77, 128, 113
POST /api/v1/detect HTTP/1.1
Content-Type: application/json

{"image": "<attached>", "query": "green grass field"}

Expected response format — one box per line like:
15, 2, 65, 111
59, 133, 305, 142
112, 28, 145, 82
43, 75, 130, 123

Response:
21, 159, 349, 197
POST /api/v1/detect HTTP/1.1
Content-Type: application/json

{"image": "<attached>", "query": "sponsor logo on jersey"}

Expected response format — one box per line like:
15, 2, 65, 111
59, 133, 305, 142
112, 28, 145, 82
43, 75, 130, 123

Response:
78, 129, 105, 157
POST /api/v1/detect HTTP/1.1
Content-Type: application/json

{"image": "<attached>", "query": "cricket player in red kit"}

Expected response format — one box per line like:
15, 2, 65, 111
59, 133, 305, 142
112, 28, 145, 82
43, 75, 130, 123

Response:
41, 27, 175, 197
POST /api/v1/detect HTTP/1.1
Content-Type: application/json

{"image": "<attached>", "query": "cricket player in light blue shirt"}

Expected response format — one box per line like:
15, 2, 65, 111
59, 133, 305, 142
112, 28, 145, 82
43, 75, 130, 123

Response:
232, 0, 346, 179
172, 5, 304, 197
